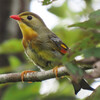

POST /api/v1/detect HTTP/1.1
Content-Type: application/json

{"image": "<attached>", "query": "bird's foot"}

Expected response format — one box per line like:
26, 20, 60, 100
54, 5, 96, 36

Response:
53, 66, 59, 79
21, 70, 36, 82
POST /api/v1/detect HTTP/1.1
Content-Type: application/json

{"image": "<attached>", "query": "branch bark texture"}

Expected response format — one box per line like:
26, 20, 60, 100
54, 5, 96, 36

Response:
0, 67, 69, 84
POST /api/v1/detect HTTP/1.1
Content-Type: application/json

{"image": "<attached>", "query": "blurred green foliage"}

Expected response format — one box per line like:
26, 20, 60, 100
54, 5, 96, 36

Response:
65, 63, 84, 78
8, 56, 22, 69
48, 1, 68, 18
0, 0, 100, 100
69, 10, 100, 29
2, 83, 41, 100
0, 39, 23, 54
41, 0, 56, 5
82, 47, 100, 58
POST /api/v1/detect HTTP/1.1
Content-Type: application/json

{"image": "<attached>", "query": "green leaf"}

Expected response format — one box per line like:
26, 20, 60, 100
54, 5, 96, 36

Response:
2, 83, 40, 100
48, 1, 68, 18
42, 80, 76, 100
65, 63, 84, 78
0, 39, 23, 54
89, 10, 100, 19
82, 47, 100, 58
42, 0, 55, 5
68, 10, 100, 29
8, 56, 21, 69
42, 95, 76, 100
66, 33, 100, 61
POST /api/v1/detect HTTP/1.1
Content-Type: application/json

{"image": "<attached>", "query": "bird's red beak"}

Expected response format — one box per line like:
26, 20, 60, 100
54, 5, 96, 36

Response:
10, 15, 21, 20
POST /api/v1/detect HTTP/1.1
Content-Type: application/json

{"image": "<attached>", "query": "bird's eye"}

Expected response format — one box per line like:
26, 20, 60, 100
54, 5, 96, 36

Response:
27, 16, 32, 20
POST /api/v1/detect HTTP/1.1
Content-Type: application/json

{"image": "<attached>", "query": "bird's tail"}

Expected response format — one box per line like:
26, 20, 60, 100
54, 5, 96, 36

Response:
72, 79, 94, 94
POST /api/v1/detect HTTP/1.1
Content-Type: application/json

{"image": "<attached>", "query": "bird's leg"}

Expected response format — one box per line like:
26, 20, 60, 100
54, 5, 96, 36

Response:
53, 66, 66, 79
21, 70, 36, 82
53, 66, 59, 79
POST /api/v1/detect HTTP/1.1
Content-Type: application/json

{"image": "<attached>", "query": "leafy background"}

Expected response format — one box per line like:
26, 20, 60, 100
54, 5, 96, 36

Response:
0, 0, 100, 100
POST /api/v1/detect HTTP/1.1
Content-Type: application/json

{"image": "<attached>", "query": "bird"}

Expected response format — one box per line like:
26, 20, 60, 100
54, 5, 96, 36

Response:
10, 12, 94, 94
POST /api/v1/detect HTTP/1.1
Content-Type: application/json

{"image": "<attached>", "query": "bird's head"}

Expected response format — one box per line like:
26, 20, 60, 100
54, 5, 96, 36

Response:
10, 12, 47, 41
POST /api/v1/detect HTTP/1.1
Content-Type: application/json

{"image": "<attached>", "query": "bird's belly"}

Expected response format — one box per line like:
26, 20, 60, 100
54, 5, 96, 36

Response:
25, 47, 62, 70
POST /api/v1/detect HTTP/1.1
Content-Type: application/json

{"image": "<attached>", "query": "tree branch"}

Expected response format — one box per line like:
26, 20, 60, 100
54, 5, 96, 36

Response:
0, 67, 69, 84
89, 61, 100, 78
76, 57, 100, 65
0, 59, 100, 84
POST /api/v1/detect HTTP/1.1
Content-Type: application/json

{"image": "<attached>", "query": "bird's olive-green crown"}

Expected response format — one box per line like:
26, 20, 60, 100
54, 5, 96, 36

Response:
19, 12, 47, 30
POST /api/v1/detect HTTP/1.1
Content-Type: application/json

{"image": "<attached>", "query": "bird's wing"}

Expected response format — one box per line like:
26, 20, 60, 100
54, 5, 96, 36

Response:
48, 33, 69, 55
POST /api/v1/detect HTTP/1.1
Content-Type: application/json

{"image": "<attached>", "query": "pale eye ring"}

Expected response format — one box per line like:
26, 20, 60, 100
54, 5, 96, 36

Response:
27, 16, 32, 20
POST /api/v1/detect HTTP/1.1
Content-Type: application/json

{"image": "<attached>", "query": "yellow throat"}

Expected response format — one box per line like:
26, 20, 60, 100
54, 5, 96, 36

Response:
18, 21, 38, 48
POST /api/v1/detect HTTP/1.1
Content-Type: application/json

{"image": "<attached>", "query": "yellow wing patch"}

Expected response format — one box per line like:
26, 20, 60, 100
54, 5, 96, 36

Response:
61, 44, 67, 49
